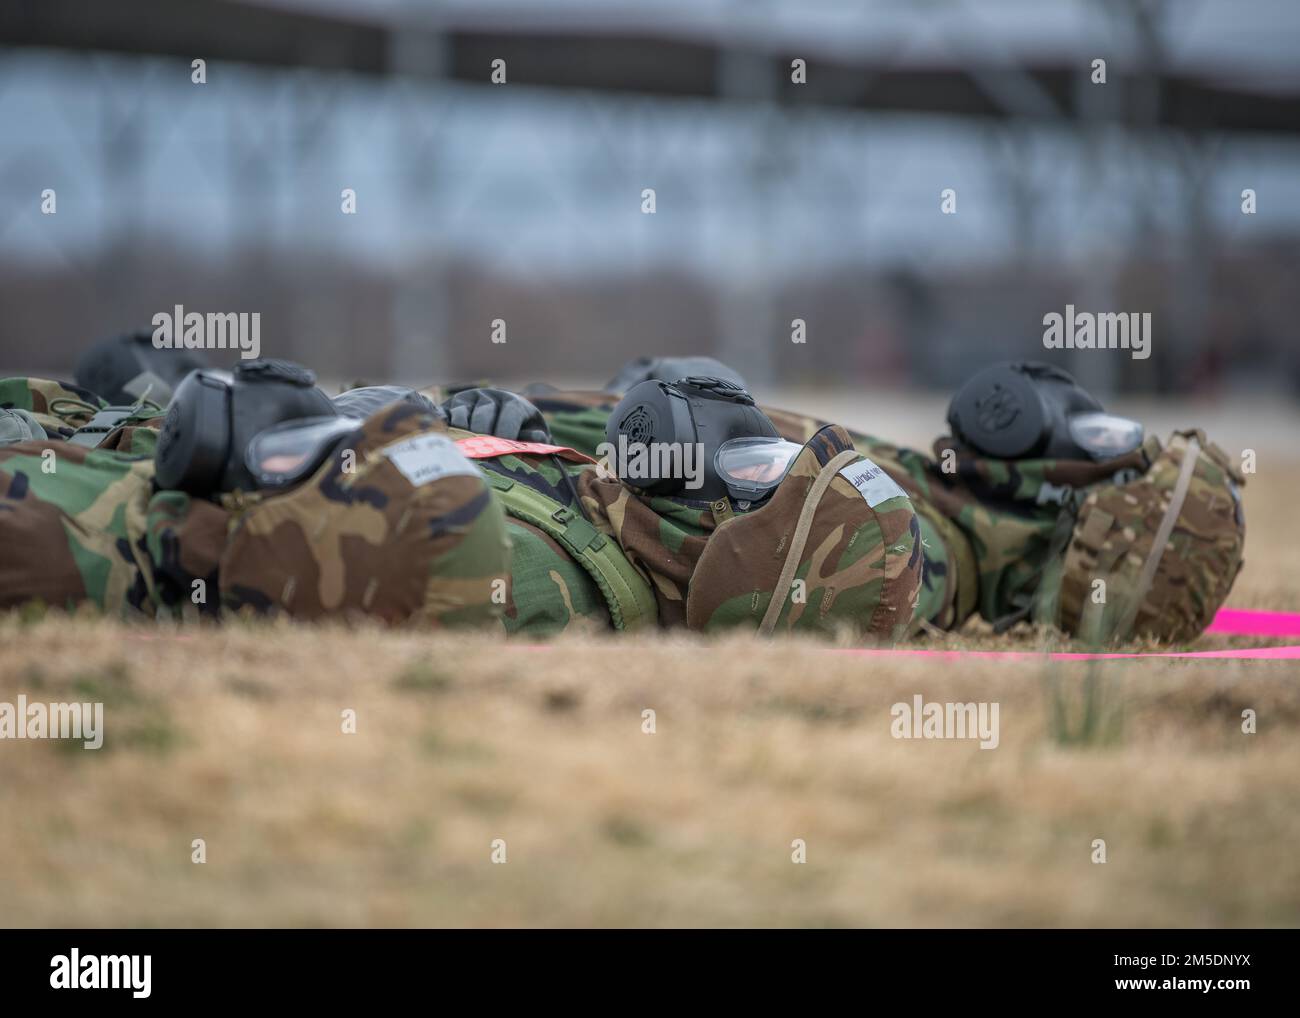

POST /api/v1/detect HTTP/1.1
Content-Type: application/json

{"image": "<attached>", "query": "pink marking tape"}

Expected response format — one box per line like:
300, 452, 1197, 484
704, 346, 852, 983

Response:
122, 609, 1300, 661
830, 645, 1300, 662
122, 635, 1300, 660
1205, 608, 1300, 638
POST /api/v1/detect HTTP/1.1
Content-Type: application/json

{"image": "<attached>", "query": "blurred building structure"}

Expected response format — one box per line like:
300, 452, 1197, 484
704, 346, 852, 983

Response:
1, 0, 1298, 394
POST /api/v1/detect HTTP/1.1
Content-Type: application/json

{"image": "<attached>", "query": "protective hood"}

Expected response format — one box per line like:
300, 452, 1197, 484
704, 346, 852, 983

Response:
685, 424, 923, 641
220, 400, 509, 626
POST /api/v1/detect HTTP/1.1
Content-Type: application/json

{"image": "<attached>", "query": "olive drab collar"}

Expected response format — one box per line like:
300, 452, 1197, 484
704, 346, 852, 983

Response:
575, 469, 719, 628
931, 432, 1157, 510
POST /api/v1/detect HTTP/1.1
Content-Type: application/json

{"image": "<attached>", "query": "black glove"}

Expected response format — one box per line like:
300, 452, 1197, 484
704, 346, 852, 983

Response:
440, 388, 551, 443
333, 385, 443, 421
604, 355, 747, 394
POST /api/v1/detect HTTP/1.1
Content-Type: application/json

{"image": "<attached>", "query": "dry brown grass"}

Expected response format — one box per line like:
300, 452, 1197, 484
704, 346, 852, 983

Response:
1, 459, 1297, 928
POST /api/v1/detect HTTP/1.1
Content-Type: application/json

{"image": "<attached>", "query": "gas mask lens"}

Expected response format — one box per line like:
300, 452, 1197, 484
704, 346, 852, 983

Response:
1066, 412, 1144, 460
714, 437, 803, 501
245, 416, 360, 490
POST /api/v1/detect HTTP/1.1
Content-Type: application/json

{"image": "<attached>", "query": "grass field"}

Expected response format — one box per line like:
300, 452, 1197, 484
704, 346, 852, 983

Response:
1, 432, 1297, 928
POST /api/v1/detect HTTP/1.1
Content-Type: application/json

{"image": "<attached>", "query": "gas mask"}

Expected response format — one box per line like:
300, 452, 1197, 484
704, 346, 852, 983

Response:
603, 376, 802, 506
74, 328, 208, 407
946, 361, 1143, 462
156, 362, 443, 498
154, 359, 337, 497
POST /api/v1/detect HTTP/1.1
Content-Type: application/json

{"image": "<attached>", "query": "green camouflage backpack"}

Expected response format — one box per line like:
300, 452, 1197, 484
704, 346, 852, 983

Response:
1, 376, 168, 453
0, 433, 156, 614
0, 377, 105, 442
450, 431, 658, 634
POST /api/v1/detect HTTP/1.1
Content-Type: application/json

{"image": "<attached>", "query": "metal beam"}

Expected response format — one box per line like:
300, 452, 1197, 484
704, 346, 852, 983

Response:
2, 0, 1298, 134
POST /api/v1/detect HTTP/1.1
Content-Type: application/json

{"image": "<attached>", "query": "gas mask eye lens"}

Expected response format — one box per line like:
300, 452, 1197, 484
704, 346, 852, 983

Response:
1066, 412, 1144, 460
246, 415, 361, 490
714, 438, 802, 501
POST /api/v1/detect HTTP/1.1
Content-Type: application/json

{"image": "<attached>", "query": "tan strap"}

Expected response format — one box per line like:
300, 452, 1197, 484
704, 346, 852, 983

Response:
758, 449, 861, 636
1115, 436, 1200, 640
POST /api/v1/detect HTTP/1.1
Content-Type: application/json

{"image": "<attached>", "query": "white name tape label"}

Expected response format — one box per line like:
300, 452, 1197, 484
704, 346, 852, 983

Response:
839, 458, 908, 508
383, 434, 480, 487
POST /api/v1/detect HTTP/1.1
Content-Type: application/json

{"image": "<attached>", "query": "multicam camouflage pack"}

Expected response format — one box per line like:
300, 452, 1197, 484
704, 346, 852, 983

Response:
1058, 430, 1246, 643
877, 430, 1245, 644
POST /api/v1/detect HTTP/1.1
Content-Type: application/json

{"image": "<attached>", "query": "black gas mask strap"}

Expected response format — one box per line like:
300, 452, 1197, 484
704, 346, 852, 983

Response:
551, 454, 591, 523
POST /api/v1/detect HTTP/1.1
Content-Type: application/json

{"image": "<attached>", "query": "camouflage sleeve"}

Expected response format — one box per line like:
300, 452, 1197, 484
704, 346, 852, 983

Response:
574, 468, 715, 629
499, 519, 611, 635
140, 490, 229, 618
97, 417, 165, 457
0, 440, 154, 615
464, 441, 621, 634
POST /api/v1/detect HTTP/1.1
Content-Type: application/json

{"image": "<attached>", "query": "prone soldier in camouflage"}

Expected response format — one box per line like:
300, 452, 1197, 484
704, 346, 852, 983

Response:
443, 379, 922, 641
0, 372, 510, 628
